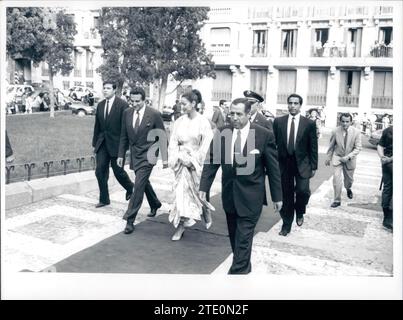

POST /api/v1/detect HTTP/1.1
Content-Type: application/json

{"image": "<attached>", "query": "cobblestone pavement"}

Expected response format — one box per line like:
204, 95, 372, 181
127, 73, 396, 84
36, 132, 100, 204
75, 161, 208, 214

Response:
4, 132, 392, 276
4, 163, 221, 273
213, 148, 393, 276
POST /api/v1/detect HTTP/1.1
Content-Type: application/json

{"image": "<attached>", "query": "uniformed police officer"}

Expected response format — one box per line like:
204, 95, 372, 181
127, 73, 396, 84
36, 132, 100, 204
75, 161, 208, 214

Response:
243, 90, 273, 132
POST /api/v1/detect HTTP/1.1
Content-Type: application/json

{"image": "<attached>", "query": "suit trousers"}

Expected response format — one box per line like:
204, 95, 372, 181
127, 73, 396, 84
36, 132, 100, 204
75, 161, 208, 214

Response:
225, 210, 259, 274
280, 154, 311, 230
333, 163, 355, 202
382, 162, 393, 211
124, 165, 161, 223
95, 144, 133, 204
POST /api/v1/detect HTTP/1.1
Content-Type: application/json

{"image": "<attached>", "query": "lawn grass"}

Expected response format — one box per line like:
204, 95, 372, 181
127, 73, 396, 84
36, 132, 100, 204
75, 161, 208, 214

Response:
5, 111, 172, 183
6, 111, 95, 182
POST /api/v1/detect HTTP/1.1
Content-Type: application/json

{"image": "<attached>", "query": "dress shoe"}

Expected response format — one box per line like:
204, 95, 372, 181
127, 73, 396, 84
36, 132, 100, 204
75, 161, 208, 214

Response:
124, 223, 135, 234
383, 218, 393, 231
171, 224, 185, 241
95, 202, 110, 208
147, 203, 162, 217
296, 216, 304, 227
125, 189, 133, 201
347, 189, 353, 199
278, 228, 290, 236
330, 202, 341, 208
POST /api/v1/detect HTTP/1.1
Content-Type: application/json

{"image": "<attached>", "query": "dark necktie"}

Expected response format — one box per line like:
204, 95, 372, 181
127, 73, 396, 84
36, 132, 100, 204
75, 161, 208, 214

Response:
288, 116, 295, 155
133, 110, 140, 134
344, 130, 348, 149
104, 99, 109, 120
233, 129, 242, 166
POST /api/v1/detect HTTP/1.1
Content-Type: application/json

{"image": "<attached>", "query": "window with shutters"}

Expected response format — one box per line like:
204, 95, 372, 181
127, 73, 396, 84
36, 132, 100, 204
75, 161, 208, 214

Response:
372, 71, 393, 109
212, 69, 232, 101
277, 70, 296, 103
250, 69, 268, 100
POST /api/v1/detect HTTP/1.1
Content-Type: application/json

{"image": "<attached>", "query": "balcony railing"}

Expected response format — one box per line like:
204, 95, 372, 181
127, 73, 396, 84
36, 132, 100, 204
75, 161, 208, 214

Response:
212, 90, 232, 101
307, 94, 327, 106
86, 70, 94, 78
369, 45, 393, 58
372, 96, 393, 109
281, 49, 296, 58
74, 69, 82, 77
277, 93, 292, 104
376, 6, 393, 16
209, 47, 230, 56
209, 8, 231, 16
252, 45, 267, 57
338, 95, 359, 108
248, 7, 273, 19
311, 44, 360, 57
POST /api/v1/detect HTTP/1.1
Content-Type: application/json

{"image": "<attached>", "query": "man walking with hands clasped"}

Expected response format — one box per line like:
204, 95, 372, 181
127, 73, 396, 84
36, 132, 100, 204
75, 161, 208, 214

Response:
325, 113, 362, 208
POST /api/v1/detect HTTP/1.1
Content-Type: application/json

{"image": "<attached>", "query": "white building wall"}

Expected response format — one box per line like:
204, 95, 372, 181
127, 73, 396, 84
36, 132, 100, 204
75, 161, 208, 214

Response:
325, 69, 340, 128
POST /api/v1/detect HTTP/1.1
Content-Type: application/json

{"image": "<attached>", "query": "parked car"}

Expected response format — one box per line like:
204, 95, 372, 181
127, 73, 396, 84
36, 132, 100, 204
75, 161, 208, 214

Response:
66, 86, 99, 102
261, 109, 275, 122
161, 106, 175, 121
368, 128, 383, 147
6, 84, 35, 113
71, 104, 96, 116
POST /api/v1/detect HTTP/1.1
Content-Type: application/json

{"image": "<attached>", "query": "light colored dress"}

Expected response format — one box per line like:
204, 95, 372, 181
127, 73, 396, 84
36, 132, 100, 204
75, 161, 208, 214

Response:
168, 113, 214, 228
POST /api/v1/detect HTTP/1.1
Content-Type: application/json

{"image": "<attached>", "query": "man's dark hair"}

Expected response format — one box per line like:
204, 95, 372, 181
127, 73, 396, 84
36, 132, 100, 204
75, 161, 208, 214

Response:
339, 112, 353, 122
231, 98, 252, 114
287, 93, 303, 105
38, 92, 45, 98
219, 99, 226, 106
103, 81, 117, 90
130, 87, 146, 100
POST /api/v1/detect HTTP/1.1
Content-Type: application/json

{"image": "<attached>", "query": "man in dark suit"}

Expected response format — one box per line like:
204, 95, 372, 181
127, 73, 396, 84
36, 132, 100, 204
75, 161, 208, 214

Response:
117, 87, 169, 234
200, 98, 283, 274
273, 94, 318, 236
244, 90, 273, 132
92, 82, 134, 208
6, 131, 15, 163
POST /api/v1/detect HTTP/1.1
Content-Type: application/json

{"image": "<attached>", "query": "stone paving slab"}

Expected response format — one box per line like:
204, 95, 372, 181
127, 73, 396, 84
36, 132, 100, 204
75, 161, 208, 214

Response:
212, 148, 393, 276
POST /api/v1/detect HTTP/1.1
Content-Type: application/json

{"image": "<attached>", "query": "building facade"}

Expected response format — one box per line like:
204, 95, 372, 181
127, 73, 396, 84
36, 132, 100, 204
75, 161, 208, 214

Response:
7, 5, 394, 127
189, 4, 394, 128
7, 9, 104, 97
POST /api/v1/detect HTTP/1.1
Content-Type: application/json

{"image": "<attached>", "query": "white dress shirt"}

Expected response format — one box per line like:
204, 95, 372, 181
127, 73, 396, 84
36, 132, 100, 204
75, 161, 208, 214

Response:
250, 112, 257, 123
231, 121, 250, 163
104, 95, 116, 118
132, 105, 146, 128
287, 113, 301, 147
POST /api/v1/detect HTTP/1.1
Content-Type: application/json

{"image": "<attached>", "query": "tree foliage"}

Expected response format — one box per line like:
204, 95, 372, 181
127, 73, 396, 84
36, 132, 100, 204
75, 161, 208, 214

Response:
97, 7, 215, 109
7, 7, 77, 117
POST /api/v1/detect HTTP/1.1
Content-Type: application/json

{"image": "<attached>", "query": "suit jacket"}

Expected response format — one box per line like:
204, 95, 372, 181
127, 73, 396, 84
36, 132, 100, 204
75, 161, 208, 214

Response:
200, 123, 282, 218
273, 114, 318, 178
326, 126, 362, 170
252, 112, 273, 132
92, 96, 129, 157
6, 131, 13, 158
211, 108, 225, 129
118, 106, 168, 172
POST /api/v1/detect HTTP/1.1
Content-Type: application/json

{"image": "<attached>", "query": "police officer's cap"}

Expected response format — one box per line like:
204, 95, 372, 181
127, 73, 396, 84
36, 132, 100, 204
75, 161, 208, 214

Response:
243, 90, 264, 103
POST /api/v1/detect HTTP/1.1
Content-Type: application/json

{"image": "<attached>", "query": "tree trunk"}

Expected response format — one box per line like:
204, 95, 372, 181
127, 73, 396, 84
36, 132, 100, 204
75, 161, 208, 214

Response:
158, 76, 168, 111
49, 71, 55, 118
152, 79, 160, 110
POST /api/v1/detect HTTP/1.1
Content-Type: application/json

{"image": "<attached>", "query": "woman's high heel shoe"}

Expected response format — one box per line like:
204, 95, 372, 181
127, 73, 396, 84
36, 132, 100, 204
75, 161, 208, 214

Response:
171, 224, 185, 241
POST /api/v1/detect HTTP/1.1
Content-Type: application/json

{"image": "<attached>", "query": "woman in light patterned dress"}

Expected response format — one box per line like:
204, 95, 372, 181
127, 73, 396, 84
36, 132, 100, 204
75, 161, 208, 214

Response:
168, 91, 215, 241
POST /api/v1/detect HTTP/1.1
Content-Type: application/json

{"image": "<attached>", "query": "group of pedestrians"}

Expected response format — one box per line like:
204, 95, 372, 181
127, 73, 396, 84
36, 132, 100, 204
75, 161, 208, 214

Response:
90, 81, 393, 274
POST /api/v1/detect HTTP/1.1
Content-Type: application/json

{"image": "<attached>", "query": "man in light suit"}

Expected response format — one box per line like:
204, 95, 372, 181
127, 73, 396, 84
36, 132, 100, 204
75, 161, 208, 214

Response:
325, 113, 362, 207
273, 94, 318, 236
117, 87, 168, 234
199, 98, 282, 274
244, 90, 273, 132
92, 82, 134, 208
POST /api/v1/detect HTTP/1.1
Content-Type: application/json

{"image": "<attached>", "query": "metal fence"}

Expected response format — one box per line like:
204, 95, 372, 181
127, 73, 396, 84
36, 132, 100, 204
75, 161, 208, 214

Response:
5, 153, 132, 185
